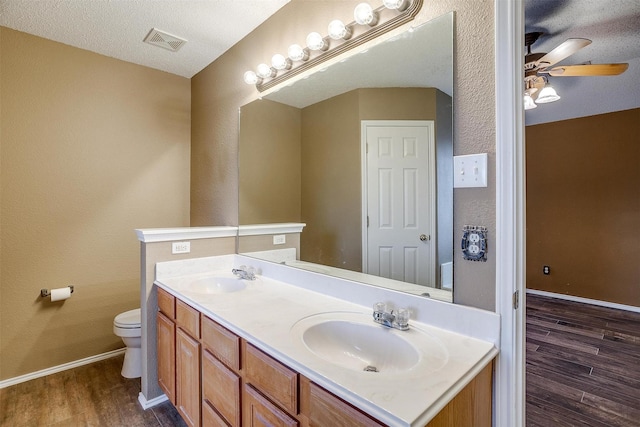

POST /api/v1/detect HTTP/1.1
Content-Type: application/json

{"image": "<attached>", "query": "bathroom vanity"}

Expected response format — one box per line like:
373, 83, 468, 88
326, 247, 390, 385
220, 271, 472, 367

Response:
152, 255, 499, 427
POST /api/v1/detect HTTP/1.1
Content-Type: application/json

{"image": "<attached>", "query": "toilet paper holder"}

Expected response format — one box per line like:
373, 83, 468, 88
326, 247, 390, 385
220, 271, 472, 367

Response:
40, 286, 74, 298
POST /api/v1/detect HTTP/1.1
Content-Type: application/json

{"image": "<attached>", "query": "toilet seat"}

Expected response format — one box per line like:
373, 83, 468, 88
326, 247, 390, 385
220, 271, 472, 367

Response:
114, 308, 141, 329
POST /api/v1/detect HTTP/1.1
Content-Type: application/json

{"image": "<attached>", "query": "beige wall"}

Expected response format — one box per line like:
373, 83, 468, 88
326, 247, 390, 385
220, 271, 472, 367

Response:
526, 109, 640, 306
0, 28, 191, 380
239, 99, 301, 224
191, 0, 496, 311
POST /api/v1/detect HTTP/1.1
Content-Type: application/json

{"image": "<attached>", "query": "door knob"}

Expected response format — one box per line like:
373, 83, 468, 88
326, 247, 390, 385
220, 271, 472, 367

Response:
419, 234, 430, 241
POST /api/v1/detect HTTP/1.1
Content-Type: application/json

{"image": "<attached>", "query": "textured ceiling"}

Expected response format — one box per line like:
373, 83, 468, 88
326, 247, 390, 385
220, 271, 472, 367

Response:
524, 0, 640, 125
0, 0, 290, 78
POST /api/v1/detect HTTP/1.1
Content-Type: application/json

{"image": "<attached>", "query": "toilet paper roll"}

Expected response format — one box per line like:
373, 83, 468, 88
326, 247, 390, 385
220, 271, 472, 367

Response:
50, 287, 72, 302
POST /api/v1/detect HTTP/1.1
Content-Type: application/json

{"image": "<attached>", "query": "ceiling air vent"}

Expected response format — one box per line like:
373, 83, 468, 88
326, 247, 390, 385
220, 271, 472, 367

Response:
144, 28, 187, 52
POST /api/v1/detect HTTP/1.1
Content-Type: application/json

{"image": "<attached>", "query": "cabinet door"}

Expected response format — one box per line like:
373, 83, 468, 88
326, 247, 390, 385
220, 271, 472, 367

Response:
245, 343, 298, 415
203, 401, 231, 427
157, 312, 176, 404
177, 328, 201, 427
202, 349, 241, 427
244, 384, 299, 427
308, 383, 385, 427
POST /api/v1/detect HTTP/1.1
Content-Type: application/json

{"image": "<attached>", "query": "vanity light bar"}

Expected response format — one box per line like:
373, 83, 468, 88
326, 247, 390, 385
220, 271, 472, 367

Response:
243, 0, 423, 92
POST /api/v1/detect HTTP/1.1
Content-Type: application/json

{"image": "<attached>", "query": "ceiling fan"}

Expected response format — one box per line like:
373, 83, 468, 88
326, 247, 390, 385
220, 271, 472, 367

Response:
524, 32, 629, 109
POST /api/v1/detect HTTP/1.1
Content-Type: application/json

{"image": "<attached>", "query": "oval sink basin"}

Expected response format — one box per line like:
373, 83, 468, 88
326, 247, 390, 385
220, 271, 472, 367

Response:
291, 312, 448, 374
302, 320, 419, 373
187, 276, 246, 294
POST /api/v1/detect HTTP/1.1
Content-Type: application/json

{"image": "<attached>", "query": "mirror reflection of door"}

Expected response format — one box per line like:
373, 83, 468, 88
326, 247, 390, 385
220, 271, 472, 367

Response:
362, 121, 436, 286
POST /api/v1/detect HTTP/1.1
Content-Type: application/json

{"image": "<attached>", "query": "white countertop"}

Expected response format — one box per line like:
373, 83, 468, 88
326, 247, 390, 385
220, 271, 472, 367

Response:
154, 256, 498, 426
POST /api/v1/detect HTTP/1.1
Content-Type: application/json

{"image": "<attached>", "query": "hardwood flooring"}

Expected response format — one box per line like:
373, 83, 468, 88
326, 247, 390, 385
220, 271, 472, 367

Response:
526, 293, 640, 427
0, 354, 186, 427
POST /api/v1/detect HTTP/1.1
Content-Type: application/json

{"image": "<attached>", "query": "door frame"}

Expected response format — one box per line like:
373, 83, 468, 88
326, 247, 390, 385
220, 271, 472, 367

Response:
494, 0, 526, 426
360, 120, 436, 285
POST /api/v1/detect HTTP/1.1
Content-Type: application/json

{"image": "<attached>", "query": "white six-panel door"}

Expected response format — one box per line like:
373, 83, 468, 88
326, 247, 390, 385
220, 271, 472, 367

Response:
361, 120, 436, 286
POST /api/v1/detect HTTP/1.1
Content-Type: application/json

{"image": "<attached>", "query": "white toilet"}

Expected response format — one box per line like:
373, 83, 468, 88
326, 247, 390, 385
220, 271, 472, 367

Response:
113, 308, 142, 378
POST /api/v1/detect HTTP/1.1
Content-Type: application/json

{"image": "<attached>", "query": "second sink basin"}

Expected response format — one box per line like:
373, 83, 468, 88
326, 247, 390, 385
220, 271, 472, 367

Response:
290, 312, 448, 374
187, 276, 246, 294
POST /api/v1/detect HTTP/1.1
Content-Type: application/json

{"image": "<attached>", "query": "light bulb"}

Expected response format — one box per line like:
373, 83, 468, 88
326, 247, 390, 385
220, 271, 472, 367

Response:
354, 3, 378, 26
306, 32, 327, 51
383, 0, 408, 11
243, 71, 260, 85
288, 44, 309, 61
271, 54, 291, 71
328, 19, 351, 40
256, 63, 275, 79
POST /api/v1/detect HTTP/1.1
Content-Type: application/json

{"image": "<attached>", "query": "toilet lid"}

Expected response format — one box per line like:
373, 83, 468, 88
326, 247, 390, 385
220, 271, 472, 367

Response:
114, 308, 141, 328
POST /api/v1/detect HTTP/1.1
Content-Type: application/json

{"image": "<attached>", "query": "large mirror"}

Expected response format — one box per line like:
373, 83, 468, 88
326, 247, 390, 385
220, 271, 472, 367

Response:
238, 12, 454, 302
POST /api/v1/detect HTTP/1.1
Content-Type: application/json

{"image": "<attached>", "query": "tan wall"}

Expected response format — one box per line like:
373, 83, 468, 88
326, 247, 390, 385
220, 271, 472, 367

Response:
0, 28, 191, 380
300, 90, 360, 270
526, 109, 640, 306
239, 100, 301, 224
191, 0, 497, 311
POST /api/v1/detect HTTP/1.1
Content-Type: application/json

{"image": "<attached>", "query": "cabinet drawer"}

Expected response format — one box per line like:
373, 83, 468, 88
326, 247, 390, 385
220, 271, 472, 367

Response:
203, 349, 241, 427
308, 383, 385, 427
244, 384, 299, 427
203, 401, 231, 427
157, 287, 175, 318
202, 316, 240, 371
245, 342, 298, 415
176, 299, 200, 339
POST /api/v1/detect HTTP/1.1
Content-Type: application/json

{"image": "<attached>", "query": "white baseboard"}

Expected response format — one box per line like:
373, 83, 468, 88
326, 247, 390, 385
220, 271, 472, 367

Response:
0, 348, 126, 389
138, 391, 169, 409
526, 289, 640, 314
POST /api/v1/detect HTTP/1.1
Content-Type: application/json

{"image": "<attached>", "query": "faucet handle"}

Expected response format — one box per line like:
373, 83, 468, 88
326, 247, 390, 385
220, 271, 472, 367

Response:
396, 308, 410, 326
373, 302, 387, 313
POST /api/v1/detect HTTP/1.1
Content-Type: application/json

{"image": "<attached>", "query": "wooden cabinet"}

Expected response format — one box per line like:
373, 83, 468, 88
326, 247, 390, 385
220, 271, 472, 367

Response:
157, 311, 176, 404
157, 288, 176, 404
203, 400, 232, 427
306, 382, 385, 427
202, 349, 241, 426
175, 300, 201, 427
244, 343, 298, 416
202, 315, 241, 372
157, 288, 493, 427
244, 384, 299, 427
176, 328, 201, 427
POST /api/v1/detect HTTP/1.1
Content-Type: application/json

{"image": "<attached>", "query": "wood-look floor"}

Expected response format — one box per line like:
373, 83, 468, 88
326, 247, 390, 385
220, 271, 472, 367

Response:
0, 354, 186, 427
526, 293, 640, 427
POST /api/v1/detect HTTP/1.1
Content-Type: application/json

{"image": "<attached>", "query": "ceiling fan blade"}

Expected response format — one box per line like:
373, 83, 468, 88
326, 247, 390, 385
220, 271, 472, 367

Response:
537, 38, 591, 68
548, 63, 629, 77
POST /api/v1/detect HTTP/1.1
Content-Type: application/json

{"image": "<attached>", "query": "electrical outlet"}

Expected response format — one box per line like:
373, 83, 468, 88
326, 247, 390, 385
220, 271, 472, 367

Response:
273, 235, 286, 245
172, 241, 191, 254
543, 265, 550, 275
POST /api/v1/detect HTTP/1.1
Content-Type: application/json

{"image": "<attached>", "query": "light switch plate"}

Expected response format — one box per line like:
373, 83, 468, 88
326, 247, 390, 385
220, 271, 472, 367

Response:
273, 234, 286, 245
453, 153, 488, 188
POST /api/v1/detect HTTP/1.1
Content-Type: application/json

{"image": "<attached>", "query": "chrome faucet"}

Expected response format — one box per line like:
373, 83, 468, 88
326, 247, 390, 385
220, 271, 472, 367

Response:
373, 302, 410, 331
232, 265, 256, 280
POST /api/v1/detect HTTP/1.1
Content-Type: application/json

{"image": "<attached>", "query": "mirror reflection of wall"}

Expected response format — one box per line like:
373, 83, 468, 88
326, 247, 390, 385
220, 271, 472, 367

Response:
239, 12, 454, 299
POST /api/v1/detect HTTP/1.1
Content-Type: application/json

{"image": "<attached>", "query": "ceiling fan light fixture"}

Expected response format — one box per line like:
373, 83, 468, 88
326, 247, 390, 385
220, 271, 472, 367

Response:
536, 84, 561, 104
